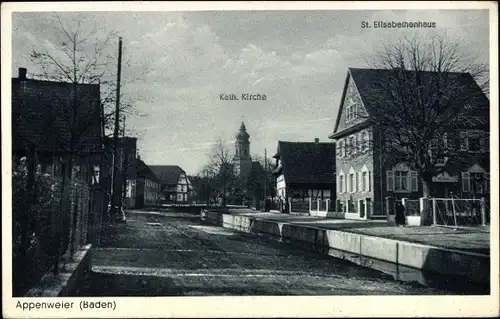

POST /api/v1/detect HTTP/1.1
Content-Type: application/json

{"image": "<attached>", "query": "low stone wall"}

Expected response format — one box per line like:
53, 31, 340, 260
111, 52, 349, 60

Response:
345, 212, 367, 220
406, 215, 423, 226
310, 210, 345, 218
24, 244, 92, 297
202, 211, 489, 284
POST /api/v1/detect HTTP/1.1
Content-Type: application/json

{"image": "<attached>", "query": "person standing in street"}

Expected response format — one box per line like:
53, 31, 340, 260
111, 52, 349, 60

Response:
395, 200, 406, 227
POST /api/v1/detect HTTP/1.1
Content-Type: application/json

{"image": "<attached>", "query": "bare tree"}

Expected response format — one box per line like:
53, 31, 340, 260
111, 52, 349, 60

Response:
205, 138, 237, 207
25, 16, 125, 272
190, 165, 216, 207
248, 154, 276, 202
363, 33, 489, 196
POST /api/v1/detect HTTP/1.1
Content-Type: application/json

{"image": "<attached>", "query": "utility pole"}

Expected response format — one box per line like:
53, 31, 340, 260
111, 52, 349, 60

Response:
264, 148, 268, 211
121, 115, 127, 209
111, 36, 123, 221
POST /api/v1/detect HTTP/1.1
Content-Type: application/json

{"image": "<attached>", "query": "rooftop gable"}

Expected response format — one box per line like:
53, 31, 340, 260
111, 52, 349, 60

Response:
332, 68, 490, 137
149, 165, 186, 185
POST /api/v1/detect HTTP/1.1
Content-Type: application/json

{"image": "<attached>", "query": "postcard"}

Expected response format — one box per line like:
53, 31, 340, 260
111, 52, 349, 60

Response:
2, 1, 498, 318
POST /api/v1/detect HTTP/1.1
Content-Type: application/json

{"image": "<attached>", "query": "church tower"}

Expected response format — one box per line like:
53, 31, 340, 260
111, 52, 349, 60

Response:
233, 121, 252, 188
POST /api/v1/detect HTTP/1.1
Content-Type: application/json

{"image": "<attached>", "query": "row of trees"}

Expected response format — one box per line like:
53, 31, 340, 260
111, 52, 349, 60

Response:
189, 138, 276, 207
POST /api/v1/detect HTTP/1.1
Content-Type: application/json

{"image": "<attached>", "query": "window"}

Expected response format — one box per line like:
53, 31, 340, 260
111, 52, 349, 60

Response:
362, 131, 369, 152
463, 171, 489, 194
346, 136, 355, 157
337, 140, 344, 158
92, 165, 100, 184
461, 130, 486, 153
470, 173, 484, 193
345, 99, 358, 123
387, 165, 418, 192
468, 136, 481, 152
395, 171, 408, 191
462, 172, 470, 192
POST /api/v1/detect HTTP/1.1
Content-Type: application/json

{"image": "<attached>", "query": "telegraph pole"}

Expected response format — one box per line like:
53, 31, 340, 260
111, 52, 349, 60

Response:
111, 36, 123, 221
121, 115, 127, 209
264, 148, 268, 211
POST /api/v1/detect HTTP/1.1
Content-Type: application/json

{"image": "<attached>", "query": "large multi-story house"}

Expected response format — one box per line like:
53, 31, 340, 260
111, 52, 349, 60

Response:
149, 165, 191, 203
329, 68, 490, 220
272, 139, 336, 213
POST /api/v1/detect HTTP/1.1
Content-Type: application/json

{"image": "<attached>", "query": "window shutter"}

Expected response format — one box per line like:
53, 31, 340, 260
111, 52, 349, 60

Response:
337, 175, 341, 194
386, 170, 394, 191
410, 171, 418, 192
480, 137, 487, 152
336, 142, 340, 157
445, 133, 453, 153
430, 138, 438, 153
356, 172, 360, 192
460, 131, 468, 152
368, 171, 371, 192
462, 172, 470, 192
347, 174, 351, 193
441, 133, 448, 153
364, 132, 369, 151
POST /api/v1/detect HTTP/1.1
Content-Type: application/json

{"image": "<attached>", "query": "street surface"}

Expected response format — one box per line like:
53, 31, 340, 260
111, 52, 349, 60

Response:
74, 210, 449, 296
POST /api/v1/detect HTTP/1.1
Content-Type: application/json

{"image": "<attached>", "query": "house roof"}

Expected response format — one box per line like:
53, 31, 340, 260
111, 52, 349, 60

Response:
332, 68, 490, 137
129, 158, 162, 183
12, 75, 103, 154
149, 165, 186, 185
273, 141, 336, 185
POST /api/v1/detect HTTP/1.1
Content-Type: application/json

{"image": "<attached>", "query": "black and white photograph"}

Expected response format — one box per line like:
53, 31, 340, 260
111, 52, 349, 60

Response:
2, 1, 498, 318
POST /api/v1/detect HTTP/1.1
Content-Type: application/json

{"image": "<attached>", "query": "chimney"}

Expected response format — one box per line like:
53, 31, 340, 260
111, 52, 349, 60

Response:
18, 67, 27, 80
314, 138, 319, 143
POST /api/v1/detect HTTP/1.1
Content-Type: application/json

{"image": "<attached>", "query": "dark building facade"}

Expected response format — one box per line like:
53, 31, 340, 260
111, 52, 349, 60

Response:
272, 139, 336, 213
11, 67, 105, 295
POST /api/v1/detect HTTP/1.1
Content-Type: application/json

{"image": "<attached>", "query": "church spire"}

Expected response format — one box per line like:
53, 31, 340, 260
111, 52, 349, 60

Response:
236, 118, 250, 142
240, 116, 246, 131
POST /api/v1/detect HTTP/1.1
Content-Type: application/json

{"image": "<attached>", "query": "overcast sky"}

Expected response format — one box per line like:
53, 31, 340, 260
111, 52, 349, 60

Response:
11, 8, 490, 175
